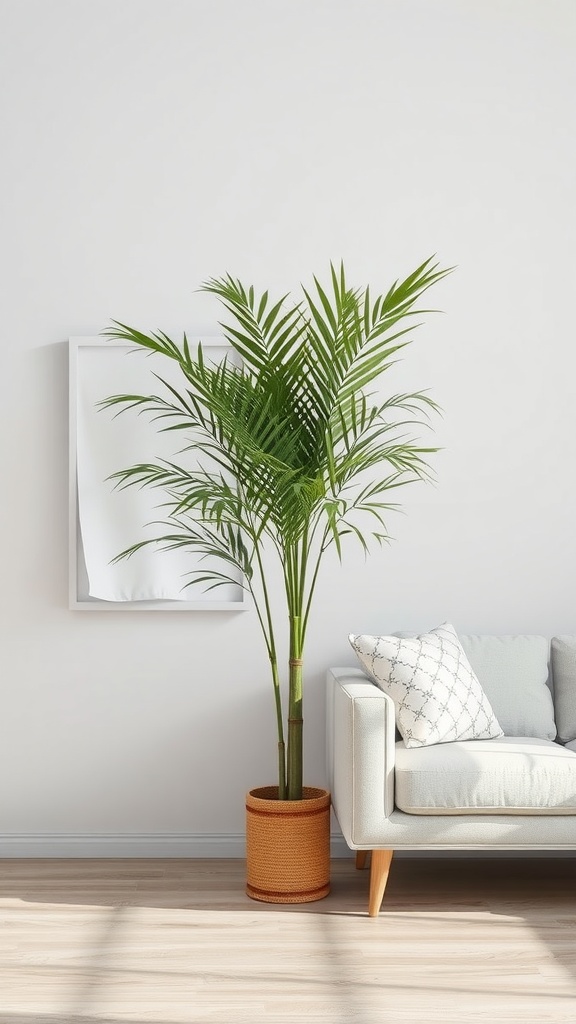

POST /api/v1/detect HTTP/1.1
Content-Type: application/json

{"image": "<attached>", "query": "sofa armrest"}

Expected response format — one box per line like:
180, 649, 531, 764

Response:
326, 667, 396, 849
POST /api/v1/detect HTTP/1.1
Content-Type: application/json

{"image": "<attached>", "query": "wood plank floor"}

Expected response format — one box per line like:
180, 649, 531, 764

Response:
1, 856, 576, 1023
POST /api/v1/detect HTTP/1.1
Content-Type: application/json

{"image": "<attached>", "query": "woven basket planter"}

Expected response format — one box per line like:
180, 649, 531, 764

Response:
245, 786, 331, 904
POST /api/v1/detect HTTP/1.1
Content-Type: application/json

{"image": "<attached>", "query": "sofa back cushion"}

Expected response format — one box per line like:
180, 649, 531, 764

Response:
551, 636, 576, 743
459, 634, 555, 740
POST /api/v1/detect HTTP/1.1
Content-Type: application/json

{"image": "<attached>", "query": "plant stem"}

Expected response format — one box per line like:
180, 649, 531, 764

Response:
271, 657, 287, 800
301, 525, 330, 645
252, 538, 287, 797
285, 537, 304, 800
287, 612, 303, 800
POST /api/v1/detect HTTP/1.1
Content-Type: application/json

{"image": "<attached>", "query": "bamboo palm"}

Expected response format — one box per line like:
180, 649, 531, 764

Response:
100, 258, 452, 799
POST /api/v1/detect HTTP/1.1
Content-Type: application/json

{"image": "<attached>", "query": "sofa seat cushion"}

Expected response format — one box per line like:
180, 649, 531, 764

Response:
395, 737, 576, 815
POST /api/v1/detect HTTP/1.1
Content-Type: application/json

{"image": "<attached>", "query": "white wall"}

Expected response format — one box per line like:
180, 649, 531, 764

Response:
2, 0, 576, 852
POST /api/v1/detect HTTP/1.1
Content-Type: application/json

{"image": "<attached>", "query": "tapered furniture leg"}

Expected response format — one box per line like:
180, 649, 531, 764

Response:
355, 850, 369, 870
368, 849, 394, 917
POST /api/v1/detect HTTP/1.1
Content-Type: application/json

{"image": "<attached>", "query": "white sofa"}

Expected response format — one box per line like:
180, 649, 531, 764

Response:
326, 634, 576, 915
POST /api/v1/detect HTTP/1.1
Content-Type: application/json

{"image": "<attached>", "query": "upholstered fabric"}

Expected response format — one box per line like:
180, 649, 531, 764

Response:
326, 668, 576, 850
551, 636, 576, 743
566, 739, 576, 752
349, 622, 503, 748
460, 634, 555, 740
395, 736, 576, 815
327, 668, 396, 833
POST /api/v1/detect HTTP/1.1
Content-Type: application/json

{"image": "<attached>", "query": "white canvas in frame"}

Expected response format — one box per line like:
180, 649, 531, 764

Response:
69, 337, 246, 611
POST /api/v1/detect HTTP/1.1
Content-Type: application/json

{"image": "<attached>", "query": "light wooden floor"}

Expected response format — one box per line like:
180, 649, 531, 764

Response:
1, 857, 576, 1023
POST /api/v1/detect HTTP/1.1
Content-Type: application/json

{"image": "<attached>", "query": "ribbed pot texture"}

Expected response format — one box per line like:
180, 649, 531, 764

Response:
245, 786, 331, 904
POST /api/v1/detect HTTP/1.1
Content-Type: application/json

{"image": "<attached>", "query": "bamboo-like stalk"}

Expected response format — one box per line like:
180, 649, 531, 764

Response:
253, 539, 286, 798
287, 613, 303, 801
271, 657, 286, 800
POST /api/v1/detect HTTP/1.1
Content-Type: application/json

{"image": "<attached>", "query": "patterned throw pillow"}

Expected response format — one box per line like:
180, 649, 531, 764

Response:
349, 622, 504, 748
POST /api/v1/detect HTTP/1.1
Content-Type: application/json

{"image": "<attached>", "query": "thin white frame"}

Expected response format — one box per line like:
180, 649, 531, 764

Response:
69, 336, 247, 611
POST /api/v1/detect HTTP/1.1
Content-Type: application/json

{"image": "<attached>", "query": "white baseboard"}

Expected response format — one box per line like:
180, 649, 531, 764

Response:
0, 832, 352, 859
1, 834, 573, 859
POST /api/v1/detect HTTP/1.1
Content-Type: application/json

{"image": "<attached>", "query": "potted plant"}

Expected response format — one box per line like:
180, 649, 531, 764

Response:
100, 257, 450, 903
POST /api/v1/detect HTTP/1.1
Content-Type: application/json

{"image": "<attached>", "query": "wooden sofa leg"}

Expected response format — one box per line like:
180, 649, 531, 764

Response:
368, 849, 394, 917
355, 850, 369, 870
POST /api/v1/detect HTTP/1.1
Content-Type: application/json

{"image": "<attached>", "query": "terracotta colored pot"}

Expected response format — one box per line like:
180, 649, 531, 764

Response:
245, 786, 331, 904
